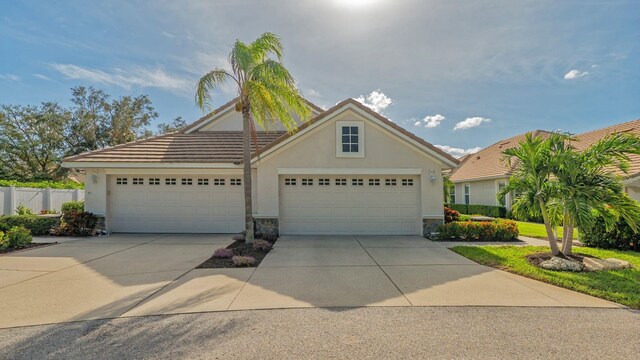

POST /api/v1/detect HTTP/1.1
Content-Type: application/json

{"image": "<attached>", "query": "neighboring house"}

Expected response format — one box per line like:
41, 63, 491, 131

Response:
448, 119, 640, 209
62, 98, 458, 236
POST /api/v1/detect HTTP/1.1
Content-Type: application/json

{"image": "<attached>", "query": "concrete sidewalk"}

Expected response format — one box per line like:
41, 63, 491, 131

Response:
0, 234, 622, 328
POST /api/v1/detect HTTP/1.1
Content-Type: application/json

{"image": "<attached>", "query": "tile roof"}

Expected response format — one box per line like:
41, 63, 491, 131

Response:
450, 130, 550, 182
63, 131, 285, 163
573, 119, 640, 177
450, 118, 640, 182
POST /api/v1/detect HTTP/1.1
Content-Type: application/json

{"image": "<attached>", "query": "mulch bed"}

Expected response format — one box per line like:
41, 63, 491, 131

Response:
196, 238, 277, 269
0, 242, 57, 255
526, 252, 594, 267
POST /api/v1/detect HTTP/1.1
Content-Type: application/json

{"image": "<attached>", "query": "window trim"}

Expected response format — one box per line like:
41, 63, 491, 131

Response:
496, 180, 508, 207
335, 121, 364, 158
464, 183, 471, 205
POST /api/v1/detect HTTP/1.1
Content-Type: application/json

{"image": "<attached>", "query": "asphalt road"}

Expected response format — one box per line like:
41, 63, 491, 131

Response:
1, 307, 638, 359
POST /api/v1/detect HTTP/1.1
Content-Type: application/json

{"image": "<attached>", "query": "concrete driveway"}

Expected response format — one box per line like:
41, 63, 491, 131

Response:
0, 234, 620, 328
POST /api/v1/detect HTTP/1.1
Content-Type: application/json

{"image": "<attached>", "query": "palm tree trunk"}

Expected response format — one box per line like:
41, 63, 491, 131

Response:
562, 218, 574, 255
241, 102, 254, 244
538, 199, 560, 255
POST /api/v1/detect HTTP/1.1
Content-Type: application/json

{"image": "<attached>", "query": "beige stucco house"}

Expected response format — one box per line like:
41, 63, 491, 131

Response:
62, 98, 458, 236
449, 120, 640, 209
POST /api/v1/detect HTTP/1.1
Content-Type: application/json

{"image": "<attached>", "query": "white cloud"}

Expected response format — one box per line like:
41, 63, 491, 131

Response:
0, 74, 20, 82
563, 69, 589, 80
453, 117, 491, 130
414, 114, 446, 128
306, 88, 322, 98
50, 63, 192, 93
162, 31, 176, 39
435, 145, 482, 158
354, 90, 392, 113
33, 73, 51, 81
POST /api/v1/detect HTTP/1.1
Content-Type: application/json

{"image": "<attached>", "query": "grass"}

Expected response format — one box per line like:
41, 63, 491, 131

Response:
451, 245, 640, 309
516, 220, 578, 239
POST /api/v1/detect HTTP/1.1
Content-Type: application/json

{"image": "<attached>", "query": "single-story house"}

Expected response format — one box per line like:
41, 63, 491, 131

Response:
448, 120, 640, 209
62, 98, 458, 236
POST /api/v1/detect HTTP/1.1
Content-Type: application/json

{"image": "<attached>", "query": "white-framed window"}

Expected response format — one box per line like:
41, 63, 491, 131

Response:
213, 178, 225, 186
464, 184, 471, 205
165, 178, 177, 185
149, 178, 160, 185
335, 178, 347, 186
401, 179, 414, 186
197, 178, 209, 186
318, 178, 330, 186
284, 178, 297, 186
385, 178, 397, 186
336, 121, 364, 157
497, 181, 507, 207
449, 187, 456, 204
301, 178, 314, 186
116, 177, 127, 185
181, 178, 193, 185
368, 178, 380, 186
352, 178, 364, 186
230, 178, 242, 186
132, 178, 143, 185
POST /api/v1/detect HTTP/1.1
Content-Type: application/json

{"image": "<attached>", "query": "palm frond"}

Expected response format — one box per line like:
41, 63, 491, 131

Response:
195, 68, 235, 111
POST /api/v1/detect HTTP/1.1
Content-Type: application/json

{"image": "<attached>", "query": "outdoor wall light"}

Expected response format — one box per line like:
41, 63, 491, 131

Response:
428, 169, 437, 183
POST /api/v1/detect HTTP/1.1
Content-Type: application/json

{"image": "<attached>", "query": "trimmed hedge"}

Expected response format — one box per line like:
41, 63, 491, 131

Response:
580, 217, 639, 252
61, 201, 84, 214
0, 216, 59, 236
0, 179, 84, 189
437, 219, 519, 242
445, 203, 507, 218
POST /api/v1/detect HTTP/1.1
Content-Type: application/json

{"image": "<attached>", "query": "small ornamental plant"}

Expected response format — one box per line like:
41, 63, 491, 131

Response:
213, 248, 234, 259
252, 239, 273, 252
232, 256, 256, 267
444, 206, 460, 223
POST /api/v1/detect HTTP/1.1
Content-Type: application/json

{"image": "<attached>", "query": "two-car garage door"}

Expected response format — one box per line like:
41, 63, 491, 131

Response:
279, 175, 421, 235
108, 175, 244, 233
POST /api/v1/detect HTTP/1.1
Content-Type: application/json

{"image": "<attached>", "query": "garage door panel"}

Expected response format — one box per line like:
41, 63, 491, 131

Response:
280, 175, 420, 235
109, 175, 243, 233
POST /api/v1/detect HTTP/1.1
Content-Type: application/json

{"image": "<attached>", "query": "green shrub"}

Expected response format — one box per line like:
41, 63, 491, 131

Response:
444, 206, 460, 223
1, 226, 32, 249
16, 203, 34, 216
444, 203, 507, 218
61, 201, 84, 214
459, 214, 471, 221
580, 216, 640, 252
0, 216, 59, 236
437, 219, 519, 242
0, 179, 84, 189
53, 211, 97, 236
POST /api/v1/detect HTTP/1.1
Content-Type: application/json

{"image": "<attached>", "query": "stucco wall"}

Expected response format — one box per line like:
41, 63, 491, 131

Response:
627, 184, 640, 202
254, 108, 446, 219
453, 177, 510, 208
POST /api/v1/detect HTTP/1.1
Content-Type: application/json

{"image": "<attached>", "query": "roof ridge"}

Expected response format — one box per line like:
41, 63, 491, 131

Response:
576, 118, 640, 137
62, 132, 178, 162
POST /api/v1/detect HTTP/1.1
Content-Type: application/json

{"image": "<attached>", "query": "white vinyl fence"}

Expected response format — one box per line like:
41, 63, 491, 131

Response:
0, 187, 84, 216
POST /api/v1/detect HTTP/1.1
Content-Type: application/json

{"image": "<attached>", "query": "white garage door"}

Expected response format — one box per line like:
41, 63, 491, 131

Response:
108, 175, 244, 233
279, 175, 421, 235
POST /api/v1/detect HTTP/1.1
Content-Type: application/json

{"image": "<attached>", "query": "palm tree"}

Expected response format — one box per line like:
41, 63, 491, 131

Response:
549, 133, 640, 255
195, 32, 311, 244
443, 175, 455, 203
499, 133, 560, 254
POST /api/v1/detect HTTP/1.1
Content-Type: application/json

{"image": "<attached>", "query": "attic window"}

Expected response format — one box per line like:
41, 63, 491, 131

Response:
336, 121, 364, 157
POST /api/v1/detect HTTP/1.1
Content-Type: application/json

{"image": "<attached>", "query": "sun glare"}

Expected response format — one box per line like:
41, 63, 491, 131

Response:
333, 0, 380, 8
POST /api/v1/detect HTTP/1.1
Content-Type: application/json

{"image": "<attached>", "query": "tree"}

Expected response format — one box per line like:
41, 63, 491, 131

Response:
499, 133, 561, 255
195, 32, 311, 243
443, 175, 454, 203
66, 86, 158, 155
500, 131, 640, 256
549, 133, 640, 255
157, 116, 187, 134
0, 103, 70, 180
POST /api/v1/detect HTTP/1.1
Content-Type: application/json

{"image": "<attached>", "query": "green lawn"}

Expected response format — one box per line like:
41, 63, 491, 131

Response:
516, 220, 578, 239
451, 245, 640, 309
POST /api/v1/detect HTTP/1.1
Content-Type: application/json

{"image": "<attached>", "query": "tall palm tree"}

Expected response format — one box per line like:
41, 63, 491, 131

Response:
195, 32, 311, 244
499, 133, 560, 254
550, 133, 640, 255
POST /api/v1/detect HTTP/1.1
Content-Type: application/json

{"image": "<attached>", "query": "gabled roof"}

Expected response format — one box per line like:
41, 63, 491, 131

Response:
63, 97, 458, 168
450, 130, 551, 182
250, 98, 460, 167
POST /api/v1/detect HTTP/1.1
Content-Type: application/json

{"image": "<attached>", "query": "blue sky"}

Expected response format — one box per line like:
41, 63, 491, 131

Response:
1, 0, 639, 157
